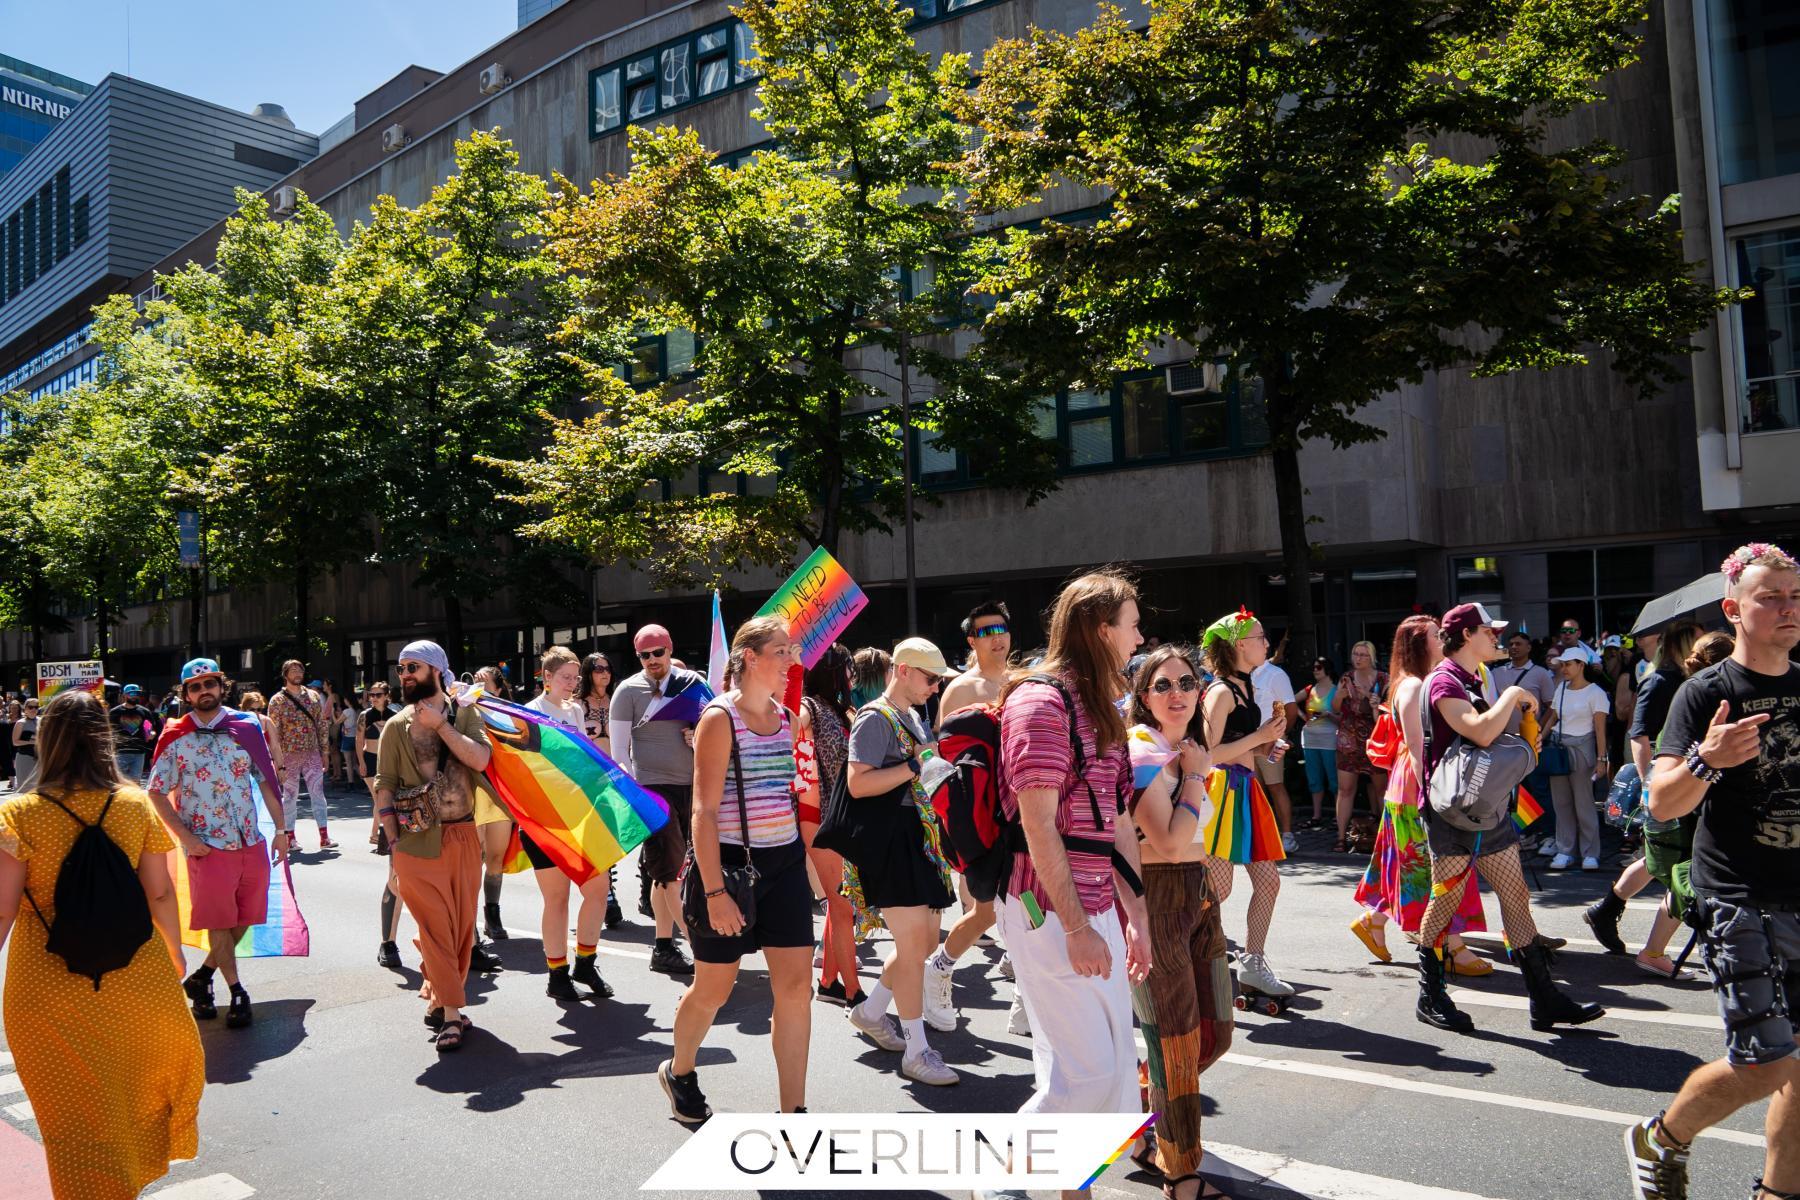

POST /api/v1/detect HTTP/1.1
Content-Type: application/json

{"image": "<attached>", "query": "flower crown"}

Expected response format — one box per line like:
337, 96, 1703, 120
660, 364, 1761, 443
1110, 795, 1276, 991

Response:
1721, 542, 1798, 584
1202, 605, 1257, 649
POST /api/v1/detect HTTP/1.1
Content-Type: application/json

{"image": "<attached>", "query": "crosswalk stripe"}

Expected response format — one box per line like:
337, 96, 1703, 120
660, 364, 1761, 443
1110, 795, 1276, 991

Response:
1201, 1141, 1506, 1200
1448, 989, 1718, 1029
0, 1074, 23, 1098
4, 1100, 33, 1122
0, 1052, 12, 1069
143, 1173, 256, 1199
1460, 931, 1611, 952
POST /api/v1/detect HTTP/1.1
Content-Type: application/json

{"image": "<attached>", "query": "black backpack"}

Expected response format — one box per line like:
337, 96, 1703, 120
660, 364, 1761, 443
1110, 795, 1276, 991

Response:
22, 789, 155, 990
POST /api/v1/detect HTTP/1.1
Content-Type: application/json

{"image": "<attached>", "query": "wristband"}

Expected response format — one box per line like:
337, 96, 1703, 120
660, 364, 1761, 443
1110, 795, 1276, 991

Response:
705, 886, 728, 898
1062, 919, 1090, 937
1181, 772, 1209, 785
1178, 799, 1203, 821
1683, 742, 1724, 785
377, 806, 396, 817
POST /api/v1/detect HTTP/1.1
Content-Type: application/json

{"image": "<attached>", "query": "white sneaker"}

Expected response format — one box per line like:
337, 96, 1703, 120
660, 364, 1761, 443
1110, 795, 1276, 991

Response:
1237, 951, 1296, 997
1281, 832, 1299, 854
901, 1046, 960, 1086
1537, 840, 1558, 857
813, 946, 824, 969
848, 1005, 906, 1052
1007, 988, 1032, 1036
1549, 853, 1574, 870
997, 953, 1015, 981
923, 957, 958, 1032
1581, 856, 1601, 871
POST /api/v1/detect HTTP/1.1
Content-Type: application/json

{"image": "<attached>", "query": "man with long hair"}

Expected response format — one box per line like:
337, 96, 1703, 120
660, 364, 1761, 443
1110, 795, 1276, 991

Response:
268, 660, 335, 850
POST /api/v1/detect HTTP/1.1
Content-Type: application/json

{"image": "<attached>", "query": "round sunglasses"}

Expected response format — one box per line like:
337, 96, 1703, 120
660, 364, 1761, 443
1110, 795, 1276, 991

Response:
1146, 674, 1200, 695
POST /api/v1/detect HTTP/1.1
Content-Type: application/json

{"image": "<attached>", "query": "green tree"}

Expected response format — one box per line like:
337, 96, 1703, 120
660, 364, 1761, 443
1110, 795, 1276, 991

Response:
0, 391, 72, 664
506, 0, 1056, 583
960, 0, 1741, 662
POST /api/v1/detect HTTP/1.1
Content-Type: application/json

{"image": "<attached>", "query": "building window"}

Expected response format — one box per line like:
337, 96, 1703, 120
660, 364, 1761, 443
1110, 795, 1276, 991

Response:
1708, 0, 1800, 185
54, 167, 69, 260
1548, 546, 1655, 640
1120, 375, 1169, 460
590, 22, 759, 140
71, 194, 88, 248
732, 21, 756, 84
697, 28, 731, 95
661, 43, 692, 109
1064, 387, 1114, 468
1737, 224, 1800, 433
592, 68, 622, 134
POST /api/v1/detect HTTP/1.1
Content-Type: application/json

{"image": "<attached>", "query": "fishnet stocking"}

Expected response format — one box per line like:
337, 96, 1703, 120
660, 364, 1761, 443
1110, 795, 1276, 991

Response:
1205, 858, 1282, 954
1419, 845, 1538, 950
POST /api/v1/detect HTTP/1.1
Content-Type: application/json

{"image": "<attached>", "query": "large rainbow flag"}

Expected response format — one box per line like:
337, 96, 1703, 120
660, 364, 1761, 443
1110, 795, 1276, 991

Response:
470, 693, 670, 885
152, 708, 310, 957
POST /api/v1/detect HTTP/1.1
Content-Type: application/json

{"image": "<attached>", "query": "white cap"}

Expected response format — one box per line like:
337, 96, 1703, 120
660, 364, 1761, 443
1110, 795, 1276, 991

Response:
1601, 635, 1623, 649
1553, 645, 1596, 665
893, 637, 952, 676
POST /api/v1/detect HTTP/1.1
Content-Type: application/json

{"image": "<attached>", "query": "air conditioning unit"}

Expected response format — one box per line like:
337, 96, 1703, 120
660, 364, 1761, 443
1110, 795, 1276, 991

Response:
1166, 361, 1225, 396
381, 123, 407, 153
270, 185, 297, 216
479, 64, 510, 95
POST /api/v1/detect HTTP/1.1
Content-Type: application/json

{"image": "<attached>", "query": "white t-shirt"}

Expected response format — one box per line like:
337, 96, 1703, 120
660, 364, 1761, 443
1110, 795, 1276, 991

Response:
526, 693, 585, 730
1251, 662, 1296, 719
1551, 682, 1610, 743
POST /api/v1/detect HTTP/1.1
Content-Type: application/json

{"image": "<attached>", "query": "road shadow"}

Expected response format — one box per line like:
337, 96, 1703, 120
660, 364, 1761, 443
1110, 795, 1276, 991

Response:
201, 997, 315, 1085
1236, 1011, 1498, 1077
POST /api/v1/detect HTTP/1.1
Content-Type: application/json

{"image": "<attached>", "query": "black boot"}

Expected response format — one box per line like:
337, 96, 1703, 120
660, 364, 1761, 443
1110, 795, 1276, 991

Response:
571, 954, 615, 999
1582, 889, 1628, 954
483, 902, 508, 941
546, 964, 582, 1001
638, 869, 654, 919
605, 866, 624, 929
470, 939, 504, 974
1517, 942, 1605, 1031
1415, 945, 1474, 1033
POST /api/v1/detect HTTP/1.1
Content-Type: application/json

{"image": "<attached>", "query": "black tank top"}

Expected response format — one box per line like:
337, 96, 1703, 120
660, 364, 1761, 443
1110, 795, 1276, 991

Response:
1207, 675, 1261, 747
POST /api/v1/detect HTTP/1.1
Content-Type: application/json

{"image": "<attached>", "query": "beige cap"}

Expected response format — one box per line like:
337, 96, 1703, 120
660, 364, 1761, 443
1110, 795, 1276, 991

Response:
893, 637, 952, 676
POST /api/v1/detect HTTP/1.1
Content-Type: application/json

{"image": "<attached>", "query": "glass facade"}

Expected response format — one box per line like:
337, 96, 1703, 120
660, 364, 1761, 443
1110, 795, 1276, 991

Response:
1708, 0, 1800, 185
1735, 225, 1800, 432
0, 58, 91, 181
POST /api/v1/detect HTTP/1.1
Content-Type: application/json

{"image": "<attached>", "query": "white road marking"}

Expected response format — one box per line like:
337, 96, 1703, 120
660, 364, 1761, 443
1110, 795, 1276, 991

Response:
501, 928, 651, 960
1132, 1036, 1764, 1148
0, 1073, 23, 1098
1460, 931, 1611, 952
1448, 989, 1718, 1030
4, 1099, 32, 1121
144, 1173, 256, 1199
1199, 1141, 1509, 1200
0, 1051, 12, 1069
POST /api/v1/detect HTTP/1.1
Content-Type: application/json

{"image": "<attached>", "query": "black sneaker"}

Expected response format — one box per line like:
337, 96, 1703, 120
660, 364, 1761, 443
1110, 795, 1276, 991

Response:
183, 970, 217, 1019
571, 955, 615, 999
605, 893, 625, 929
377, 940, 402, 969
470, 941, 504, 974
649, 941, 695, 977
658, 1059, 711, 1126
546, 964, 582, 1001
225, 987, 253, 1029
816, 979, 850, 1006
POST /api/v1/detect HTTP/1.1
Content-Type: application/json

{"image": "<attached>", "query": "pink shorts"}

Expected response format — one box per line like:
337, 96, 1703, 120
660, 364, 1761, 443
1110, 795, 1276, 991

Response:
186, 842, 271, 931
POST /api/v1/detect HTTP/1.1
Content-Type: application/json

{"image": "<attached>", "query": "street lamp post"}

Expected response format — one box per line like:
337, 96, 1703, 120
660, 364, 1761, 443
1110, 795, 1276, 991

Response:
898, 326, 917, 634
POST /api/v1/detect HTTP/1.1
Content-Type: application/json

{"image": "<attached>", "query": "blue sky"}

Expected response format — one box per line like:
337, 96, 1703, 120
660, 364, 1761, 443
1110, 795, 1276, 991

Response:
4, 0, 520, 135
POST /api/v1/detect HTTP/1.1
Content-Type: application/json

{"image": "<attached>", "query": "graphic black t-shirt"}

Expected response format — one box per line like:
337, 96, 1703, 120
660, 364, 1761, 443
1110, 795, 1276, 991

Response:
109, 703, 158, 755
1657, 658, 1800, 907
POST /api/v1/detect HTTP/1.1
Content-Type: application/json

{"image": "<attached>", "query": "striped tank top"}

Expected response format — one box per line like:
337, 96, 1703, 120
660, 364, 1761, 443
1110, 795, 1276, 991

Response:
715, 697, 800, 849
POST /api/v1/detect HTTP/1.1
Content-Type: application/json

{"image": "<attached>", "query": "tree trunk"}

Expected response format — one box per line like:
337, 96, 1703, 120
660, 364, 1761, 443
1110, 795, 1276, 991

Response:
187, 566, 203, 660
444, 594, 466, 667
94, 576, 111, 679
294, 563, 311, 672
1266, 381, 1318, 673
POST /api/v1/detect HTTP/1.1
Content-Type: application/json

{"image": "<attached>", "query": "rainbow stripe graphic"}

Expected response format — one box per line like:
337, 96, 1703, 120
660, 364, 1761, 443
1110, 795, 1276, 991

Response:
756, 546, 868, 669
472, 694, 669, 885
1198, 764, 1287, 863
1078, 1113, 1158, 1190
1512, 784, 1546, 832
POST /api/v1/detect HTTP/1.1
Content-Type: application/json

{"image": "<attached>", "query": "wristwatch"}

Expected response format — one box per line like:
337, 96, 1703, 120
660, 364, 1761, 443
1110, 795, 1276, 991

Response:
908, 758, 921, 778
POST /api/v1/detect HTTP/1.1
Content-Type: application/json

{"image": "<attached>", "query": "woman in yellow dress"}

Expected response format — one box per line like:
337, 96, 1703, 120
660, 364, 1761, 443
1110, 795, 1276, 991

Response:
0, 688, 204, 1199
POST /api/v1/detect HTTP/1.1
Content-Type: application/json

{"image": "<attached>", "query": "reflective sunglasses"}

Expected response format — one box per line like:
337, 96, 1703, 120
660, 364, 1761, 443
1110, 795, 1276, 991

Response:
1147, 674, 1200, 695
637, 647, 669, 661
972, 623, 1009, 639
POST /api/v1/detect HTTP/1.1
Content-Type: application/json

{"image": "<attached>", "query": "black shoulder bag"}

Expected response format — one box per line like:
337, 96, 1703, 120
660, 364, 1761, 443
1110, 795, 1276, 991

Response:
680, 702, 759, 934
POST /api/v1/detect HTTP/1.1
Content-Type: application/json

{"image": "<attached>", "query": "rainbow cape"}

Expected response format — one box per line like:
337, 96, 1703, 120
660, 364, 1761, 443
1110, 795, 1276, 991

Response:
151, 708, 309, 957
641, 671, 715, 725
1512, 784, 1547, 832
470, 693, 670, 885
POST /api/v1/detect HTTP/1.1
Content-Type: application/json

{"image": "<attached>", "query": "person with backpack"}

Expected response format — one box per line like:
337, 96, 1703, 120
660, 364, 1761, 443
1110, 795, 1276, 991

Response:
987, 569, 1153, 1181
0, 687, 205, 1200
841, 637, 961, 1086
1413, 604, 1604, 1035
147, 658, 290, 1030
268, 660, 335, 850
794, 643, 862, 1008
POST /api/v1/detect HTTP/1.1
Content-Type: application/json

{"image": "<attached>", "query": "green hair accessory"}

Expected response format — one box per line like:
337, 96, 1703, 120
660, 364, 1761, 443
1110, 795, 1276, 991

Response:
1202, 606, 1257, 650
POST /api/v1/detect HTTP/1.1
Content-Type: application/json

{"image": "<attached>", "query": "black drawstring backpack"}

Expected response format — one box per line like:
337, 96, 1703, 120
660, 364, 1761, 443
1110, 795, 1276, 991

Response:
22, 788, 155, 990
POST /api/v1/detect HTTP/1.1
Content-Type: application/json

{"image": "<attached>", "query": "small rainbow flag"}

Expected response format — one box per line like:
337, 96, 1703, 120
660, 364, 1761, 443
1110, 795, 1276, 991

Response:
1512, 784, 1546, 832
1127, 725, 1178, 792
756, 545, 868, 669
472, 693, 669, 885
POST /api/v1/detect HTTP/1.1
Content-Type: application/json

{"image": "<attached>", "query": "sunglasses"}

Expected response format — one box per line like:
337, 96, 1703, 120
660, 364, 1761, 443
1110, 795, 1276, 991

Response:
592, 664, 612, 673
637, 647, 669, 661
1147, 674, 1199, 695
972, 624, 1009, 639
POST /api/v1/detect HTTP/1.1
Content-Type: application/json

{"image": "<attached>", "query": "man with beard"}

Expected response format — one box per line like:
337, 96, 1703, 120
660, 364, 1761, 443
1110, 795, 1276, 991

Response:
268, 660, 336, 849
375, 641, 493, 1050
147, 658, 288, 1028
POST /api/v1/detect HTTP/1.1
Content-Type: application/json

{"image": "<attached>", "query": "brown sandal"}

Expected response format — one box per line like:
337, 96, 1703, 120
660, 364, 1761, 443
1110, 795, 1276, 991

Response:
433, 1019, 469, 1051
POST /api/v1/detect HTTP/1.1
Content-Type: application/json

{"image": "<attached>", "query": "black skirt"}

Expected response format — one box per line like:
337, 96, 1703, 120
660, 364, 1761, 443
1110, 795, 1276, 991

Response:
852, 801, 954, 911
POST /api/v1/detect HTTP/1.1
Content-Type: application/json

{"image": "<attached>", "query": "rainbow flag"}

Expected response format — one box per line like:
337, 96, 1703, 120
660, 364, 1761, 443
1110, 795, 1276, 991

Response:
756, 545, 868, 668
1512, 784, 1547, 832
471, 693, 669, 885
153, 709, 308, 957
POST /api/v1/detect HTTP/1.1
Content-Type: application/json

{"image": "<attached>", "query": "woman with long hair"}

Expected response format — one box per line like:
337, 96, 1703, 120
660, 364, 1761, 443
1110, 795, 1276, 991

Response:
1330, 640, 1389, 852
0, 689, 205, 1199
578, 651, 625, 929
1124, 645, 1234, 1199
1349, 617, 1489, 974
1197, 609, 1292, 997
659, 616, 813, 1123
796, 643, 862, 1006
525, 645, 616, 1001
1414, 606, 1604, 1034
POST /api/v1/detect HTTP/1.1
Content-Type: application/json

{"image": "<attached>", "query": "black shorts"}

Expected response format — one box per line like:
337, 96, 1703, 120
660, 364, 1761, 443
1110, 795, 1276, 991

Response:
686, 837, 815, 964
641, 784, 695, 885
520, 828, 556, 872
362, 751, 378, 777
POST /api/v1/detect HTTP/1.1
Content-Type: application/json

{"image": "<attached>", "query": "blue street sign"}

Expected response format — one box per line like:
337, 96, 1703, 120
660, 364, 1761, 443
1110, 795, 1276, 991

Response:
177, 510, 200, 568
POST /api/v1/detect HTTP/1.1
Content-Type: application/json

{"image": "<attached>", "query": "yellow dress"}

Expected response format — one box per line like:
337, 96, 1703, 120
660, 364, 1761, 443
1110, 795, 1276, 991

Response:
1, 786, 205, 1199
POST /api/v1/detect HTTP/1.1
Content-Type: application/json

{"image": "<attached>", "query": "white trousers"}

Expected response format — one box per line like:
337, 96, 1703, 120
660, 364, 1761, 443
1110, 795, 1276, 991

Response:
280, 756, 329, 830
996, 895, 1138, 1114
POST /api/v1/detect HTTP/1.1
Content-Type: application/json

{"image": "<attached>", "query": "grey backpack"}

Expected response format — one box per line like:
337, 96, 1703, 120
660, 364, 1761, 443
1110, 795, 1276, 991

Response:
1420, 668, 1535, 833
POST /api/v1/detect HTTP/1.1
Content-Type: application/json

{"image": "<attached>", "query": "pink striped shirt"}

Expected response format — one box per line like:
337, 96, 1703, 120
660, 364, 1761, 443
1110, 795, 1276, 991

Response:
999, 676, 1128, 918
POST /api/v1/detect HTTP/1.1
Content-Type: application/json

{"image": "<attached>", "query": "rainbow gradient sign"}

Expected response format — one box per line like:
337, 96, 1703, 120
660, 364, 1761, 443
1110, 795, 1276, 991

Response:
756, 547, 868, 668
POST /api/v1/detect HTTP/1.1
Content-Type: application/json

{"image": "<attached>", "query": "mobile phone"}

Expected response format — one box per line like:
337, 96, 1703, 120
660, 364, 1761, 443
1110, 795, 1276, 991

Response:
1020, 890, 1046, 929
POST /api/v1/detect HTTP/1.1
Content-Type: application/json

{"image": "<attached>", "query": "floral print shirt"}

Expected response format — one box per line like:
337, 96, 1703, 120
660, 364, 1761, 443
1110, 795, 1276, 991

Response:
147, 711, 265, 850
269, 687, 329, 760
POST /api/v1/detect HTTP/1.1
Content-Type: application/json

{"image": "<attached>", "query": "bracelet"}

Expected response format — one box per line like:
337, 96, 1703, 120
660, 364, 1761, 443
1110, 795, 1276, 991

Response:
1178, 799, 1204, 821
1062, 918, 1091, 937
377, 806, 396, 817
705, 886, 728, 898
1683, 742, 1724, 785
1181, 772, 1209, 785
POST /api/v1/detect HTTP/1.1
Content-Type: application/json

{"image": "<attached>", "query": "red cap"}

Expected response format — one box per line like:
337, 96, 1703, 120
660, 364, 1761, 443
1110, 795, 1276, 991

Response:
633, 624, 674, 652
1440, 603, 1508, 640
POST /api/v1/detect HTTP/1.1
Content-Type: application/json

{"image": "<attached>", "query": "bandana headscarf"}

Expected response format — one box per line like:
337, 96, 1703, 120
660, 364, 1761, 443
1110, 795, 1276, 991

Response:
1201, 606, 1257, 650
398, 639, 453, 691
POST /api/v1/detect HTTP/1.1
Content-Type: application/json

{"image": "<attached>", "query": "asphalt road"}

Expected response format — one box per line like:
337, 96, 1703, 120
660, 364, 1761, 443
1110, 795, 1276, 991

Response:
0, 781, 1774, 1200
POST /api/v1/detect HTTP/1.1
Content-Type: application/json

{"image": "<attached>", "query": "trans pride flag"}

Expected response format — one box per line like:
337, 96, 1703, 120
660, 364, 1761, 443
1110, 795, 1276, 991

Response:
470, 693, 669, 885
153, 709, 310, 957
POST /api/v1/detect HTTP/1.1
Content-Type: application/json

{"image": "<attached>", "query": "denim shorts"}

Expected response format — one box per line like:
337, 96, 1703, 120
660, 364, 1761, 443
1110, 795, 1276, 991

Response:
1697, 895, 1800, 1066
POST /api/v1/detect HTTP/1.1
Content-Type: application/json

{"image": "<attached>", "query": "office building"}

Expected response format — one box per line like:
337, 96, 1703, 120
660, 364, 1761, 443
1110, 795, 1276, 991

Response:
0, 54, 91, 180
